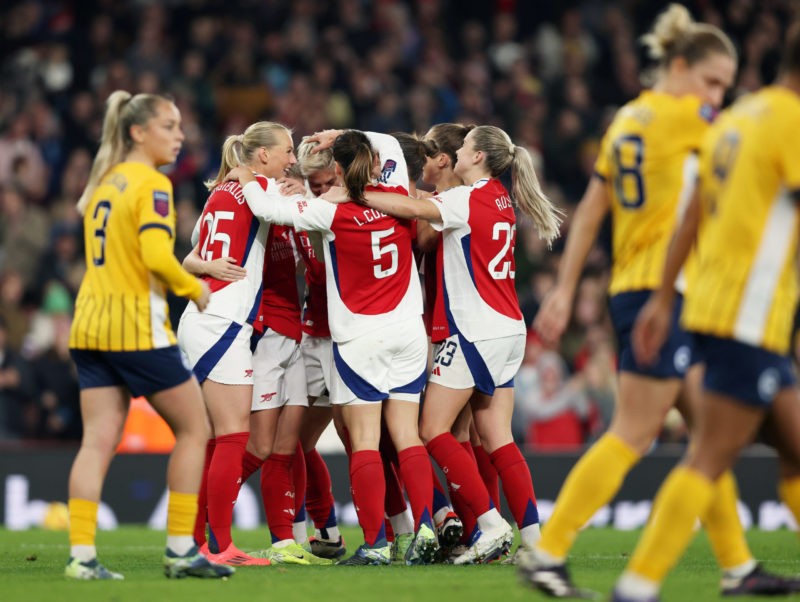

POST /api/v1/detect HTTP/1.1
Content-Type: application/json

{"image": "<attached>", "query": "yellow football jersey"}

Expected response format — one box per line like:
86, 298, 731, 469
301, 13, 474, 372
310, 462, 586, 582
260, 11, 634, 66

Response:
70, 162, 183, 351
595, 91, 712, 295
682, 86, 800, 354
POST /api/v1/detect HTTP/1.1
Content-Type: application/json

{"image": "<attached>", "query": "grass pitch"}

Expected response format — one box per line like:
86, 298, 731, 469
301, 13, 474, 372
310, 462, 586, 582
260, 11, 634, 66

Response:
2, 526, 798, 602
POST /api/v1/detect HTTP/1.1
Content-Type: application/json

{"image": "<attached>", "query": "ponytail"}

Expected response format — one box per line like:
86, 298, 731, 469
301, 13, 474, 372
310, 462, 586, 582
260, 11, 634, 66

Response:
332, 130, 375, 204
470, 125, 563, 246
77, 90, 170, 214
205, 135, 244, 190
510, 146, 563, 246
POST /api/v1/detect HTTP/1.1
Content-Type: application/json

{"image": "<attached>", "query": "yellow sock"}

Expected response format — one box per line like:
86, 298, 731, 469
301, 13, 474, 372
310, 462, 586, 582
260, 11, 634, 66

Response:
68, 498, 98, 547
703, 470, 752, 570
538, 433, 639, 560
778, 476, 800, 534
167, 491, 198, 537
628, 466, 714, 583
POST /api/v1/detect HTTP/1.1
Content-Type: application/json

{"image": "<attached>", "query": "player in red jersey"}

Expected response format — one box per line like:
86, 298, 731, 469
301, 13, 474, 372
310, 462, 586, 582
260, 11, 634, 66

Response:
227, 129, 437, 566
348, 125, 562, 564
178, 121, 298, 567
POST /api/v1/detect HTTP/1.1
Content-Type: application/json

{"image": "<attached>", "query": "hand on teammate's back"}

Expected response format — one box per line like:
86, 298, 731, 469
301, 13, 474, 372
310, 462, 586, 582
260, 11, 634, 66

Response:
277, 176, 305, 196
321, 185, 348, 204
203, 257, 246, 282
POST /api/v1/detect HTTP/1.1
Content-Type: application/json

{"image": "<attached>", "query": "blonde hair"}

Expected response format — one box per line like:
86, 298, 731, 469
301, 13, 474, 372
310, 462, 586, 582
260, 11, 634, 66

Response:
77, 90, 171, 214
641, 4, 736, 68
470, 125, 563, 246
205, 121, 292, 190
297, 136, 335, 178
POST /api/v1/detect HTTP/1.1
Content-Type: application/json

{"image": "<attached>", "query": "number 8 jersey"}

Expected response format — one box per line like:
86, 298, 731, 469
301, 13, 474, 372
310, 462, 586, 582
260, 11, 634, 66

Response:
594, 91, 712, 295
430, 178, 525, 342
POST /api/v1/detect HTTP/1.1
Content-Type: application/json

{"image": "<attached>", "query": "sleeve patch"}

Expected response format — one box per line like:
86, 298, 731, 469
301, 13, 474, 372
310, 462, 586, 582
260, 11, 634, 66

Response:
699, 104, 717, 123
379, 159, 397, 184
153, 190, 170, 217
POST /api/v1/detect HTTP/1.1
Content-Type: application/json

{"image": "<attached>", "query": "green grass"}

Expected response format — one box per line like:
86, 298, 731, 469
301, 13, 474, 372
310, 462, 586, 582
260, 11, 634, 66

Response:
2, 527, 798, 602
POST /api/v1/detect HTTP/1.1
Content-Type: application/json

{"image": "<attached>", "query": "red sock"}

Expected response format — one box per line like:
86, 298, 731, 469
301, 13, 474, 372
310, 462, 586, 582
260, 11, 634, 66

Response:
304, 448, 337, 529
473, 444, 501, 510
207, 432, 248, 553
193, 438, 215, 546
241, 450, 263, 484
398, 446, 434, 530
426, 433, 491, 519
384, 456, 407, 517
350, 450, 386, 546
293, 443, 307, 518
262, 453, 295, 543
490, 442, 539, 529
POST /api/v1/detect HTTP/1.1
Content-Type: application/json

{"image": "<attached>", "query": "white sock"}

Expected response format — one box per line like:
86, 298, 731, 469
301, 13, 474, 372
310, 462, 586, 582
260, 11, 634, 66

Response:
166, 535, 195, 556
433, 506, 453, 526
389, 510, 413, 536
476, 508, 504, 532
70, 545, 96, 563
316, 526, 341, 542
519, 523, 541, 548
293, 520, 308, 545
533, 546, 564, 567
722, 559, 757, 580
616, 571, 660, 600
272, 538, 294, 549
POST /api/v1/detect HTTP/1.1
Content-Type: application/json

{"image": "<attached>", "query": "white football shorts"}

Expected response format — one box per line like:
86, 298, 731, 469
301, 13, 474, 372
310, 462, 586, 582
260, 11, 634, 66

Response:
251, 329, 308, 411
177, 312, 254, 385
331, 318, 428, 406
300, 332, 333, 407
429, 332, 524, 395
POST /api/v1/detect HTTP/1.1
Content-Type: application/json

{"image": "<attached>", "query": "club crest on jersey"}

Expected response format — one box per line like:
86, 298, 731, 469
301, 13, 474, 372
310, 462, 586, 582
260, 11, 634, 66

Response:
699, 104, 717, 123
153, 190, 170, 217
379, 159, 397, 184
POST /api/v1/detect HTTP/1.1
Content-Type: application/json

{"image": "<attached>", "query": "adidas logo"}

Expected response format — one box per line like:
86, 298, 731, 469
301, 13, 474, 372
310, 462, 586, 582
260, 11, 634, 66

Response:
431, 366, 441, 376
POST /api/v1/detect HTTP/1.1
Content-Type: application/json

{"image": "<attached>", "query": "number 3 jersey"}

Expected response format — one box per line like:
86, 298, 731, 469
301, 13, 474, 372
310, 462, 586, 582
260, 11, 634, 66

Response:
183, 175, 270, 325
429, 178, 525, 342
71, 162, 202, 351
594, 90, 712, 295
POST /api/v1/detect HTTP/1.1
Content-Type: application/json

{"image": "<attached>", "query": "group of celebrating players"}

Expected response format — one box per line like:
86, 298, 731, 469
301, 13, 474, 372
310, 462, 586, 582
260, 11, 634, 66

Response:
59, 3, 800, 600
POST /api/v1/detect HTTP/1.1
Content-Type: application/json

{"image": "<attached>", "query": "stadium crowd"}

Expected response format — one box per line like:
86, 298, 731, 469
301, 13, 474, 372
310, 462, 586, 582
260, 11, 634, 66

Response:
0, 0, 793, 448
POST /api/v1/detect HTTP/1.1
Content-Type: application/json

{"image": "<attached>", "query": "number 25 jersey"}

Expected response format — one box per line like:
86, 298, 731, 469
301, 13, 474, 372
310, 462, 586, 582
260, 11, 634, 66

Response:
430, 178, 525, 342
595, 91, 712, 295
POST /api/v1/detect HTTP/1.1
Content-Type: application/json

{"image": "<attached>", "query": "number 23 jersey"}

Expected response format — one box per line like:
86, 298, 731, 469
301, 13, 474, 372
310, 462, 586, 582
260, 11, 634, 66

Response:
430, 178, 525, 342
595, 90, 712, 295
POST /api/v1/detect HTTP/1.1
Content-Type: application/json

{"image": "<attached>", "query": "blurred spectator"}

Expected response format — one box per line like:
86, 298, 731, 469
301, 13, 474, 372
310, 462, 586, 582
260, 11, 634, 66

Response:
0, 315, 34, 439
516, 349, 591, 451
0, 184, 49, 290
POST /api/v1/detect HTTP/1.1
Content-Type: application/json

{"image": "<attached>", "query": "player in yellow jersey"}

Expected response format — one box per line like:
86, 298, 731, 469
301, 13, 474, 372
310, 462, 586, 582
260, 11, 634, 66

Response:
520, 5, 792, 598
65, 90, 232, 581
613, 23, 800, 602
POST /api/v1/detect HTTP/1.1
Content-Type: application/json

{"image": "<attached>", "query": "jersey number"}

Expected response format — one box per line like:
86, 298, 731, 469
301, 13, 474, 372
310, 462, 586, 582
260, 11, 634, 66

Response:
200, 211, 235, 261
371, 228, 399, 279
613, 135, 645, 209
712, 131, 740, 182
488, 222, 516, 280
91, 200, 112, 266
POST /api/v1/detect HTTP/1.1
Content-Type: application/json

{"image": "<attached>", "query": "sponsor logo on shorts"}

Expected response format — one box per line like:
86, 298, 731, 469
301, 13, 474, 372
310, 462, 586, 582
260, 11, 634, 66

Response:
260, 392, 277, 403
431, 366, 441, 376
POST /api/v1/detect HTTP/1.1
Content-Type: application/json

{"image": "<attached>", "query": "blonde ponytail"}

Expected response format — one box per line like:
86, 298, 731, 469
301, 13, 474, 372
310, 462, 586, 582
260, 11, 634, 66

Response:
641, 3, 736, 68
77, 90, 171, 214
205, 134, 244, 190
510, 145, 563, 246
77, 90, 131, 214
470, 125, 563, 246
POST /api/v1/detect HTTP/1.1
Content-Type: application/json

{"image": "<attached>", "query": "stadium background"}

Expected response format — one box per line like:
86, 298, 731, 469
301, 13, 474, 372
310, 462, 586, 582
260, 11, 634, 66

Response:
0, 0, 796, 530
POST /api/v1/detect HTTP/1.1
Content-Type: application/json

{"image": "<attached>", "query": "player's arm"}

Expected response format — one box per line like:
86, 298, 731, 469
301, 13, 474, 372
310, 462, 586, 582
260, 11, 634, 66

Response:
183, 244, 247, 282
226, 167, 299, 225
631, 189, 701, 366
140, 227, 209, 308
332, 188, 442, 222
534, 176, 610, 345
415, 219, 438, 252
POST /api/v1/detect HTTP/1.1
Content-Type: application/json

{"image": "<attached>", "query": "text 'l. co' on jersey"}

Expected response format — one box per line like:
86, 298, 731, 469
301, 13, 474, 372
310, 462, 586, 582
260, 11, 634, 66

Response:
683, 86, 800, 355
70, 162, 198, 351
430, 178, 526, 342
183, 175, 271, 325
594, 90, 713, 295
